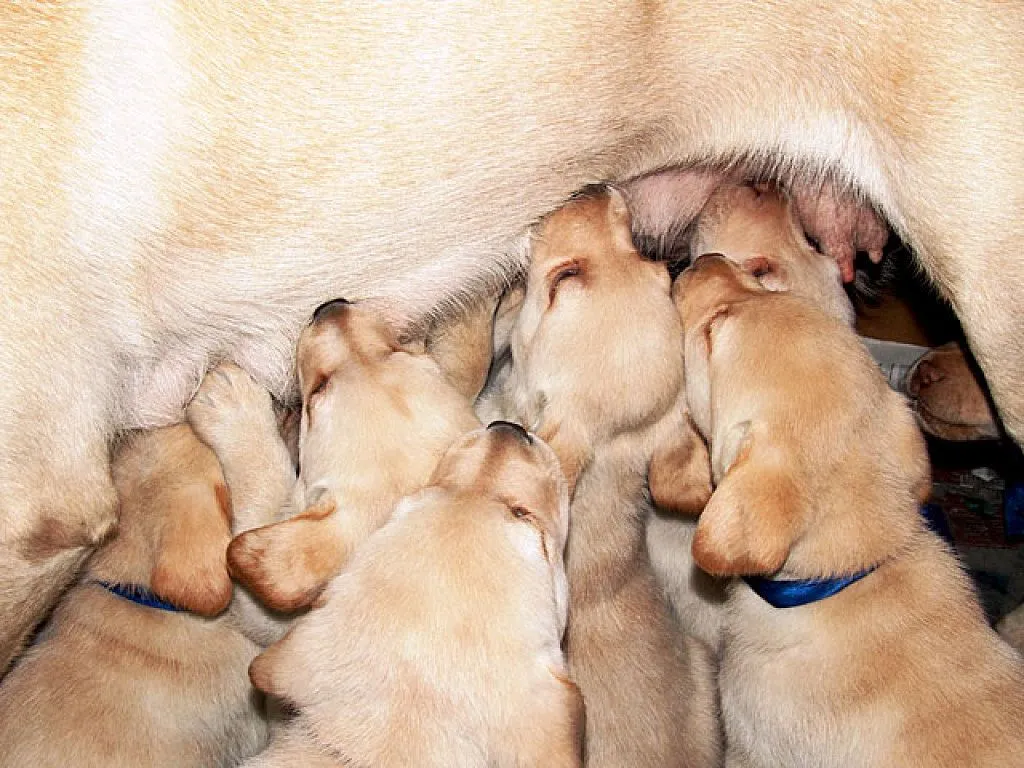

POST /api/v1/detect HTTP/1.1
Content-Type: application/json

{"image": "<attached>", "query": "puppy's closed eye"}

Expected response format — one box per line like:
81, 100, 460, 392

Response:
507, 504, 551, 562
547, 261, 584, 303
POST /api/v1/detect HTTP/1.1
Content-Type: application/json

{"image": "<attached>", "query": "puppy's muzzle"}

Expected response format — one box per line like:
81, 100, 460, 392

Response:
486, 420, 533, 445
311, 297, 352, 323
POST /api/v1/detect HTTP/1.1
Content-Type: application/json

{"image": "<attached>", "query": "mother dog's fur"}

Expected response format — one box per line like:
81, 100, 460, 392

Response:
0, 0, 1021, 670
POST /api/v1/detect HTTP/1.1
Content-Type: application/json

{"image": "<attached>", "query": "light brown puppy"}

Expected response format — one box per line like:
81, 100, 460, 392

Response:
207, 300, 488, 615
906, 341, 1001, 441
241, 423, 581, 768
498, 188, 719, 767
674, 254, 1024, 768
648, 180, 857, 651
0, 425, 268, 767
690, 182, 855, 324
2, 1, 1022, 676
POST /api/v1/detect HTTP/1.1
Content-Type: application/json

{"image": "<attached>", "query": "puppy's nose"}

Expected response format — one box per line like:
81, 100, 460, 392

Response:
311, 298, 352, 323
487, 420, 533, 445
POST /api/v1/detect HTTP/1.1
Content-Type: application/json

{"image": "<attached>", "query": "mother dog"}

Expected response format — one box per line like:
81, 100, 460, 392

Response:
0, 1, 1020, 671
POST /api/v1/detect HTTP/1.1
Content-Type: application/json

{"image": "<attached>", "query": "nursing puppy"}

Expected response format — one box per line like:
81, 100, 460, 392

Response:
3, 1, 1022, 675
648, 180, 857, 651
242, 423, 581, 768
499, 188, 719, 767
675, 254, 1024, 768
206, 299, 489, 615
0, 426, 268, 767
689, 182, 856, 325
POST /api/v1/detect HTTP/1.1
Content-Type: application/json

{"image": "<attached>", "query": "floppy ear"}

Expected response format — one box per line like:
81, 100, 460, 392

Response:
692, 426, 806, 576
227, 497, 347, 613
426, 296, 501, 400
151, 481, 233, 615
648, 417, 713, 515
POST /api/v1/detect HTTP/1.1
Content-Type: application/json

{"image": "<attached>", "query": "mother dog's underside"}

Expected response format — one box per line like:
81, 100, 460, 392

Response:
0, 0, 1021, 672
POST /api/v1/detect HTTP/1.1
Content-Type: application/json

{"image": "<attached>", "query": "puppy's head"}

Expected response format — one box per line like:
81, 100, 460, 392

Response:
250, 421, 571, 701
431, 421, 571, 562
673, 257, 932, 577
672, 253, 763, 438
509, 187, 684, 488
691, 183, 853, 324
91, 425, 233, 616
295, 299, 483, 503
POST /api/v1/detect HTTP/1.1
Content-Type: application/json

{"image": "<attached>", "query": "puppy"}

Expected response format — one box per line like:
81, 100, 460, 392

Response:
0, 426, 268, 767
497, 187, 719, 767
198, 299, 490, 615
674, 254, 1024, 768
4, 2, 1022, 676
241, 423, 581, 768
648, 180, 856, 651
689, 182, 855, 325
906, 341, 1001, 441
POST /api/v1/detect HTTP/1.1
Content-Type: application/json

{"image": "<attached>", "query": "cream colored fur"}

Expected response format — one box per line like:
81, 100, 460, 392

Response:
242, 425, 581, 768
492, 189, 720, 766
675, 255, 1024, 768
1, 0, 1021, 673
0, 426, 268, 767
648, 180, 857, 653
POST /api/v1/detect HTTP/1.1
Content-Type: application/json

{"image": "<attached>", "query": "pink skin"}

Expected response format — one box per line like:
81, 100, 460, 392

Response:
623, 168, 889, 282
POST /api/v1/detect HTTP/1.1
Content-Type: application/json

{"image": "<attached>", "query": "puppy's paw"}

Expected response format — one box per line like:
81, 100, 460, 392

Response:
227, 505, 346, 613
187, 363, 278, 460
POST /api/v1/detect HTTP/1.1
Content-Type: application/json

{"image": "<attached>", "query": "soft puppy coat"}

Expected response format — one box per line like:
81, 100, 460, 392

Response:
240, 423, 581, 768
646, 179, 856, 653
496, 188, 720, 767
0, 425, 268, 767
210, 300, 489, 615
2, 0, 1022, 673
673, 254, 1024, 768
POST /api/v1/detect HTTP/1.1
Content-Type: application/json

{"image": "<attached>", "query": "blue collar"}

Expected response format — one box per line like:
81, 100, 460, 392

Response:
96, 581, 184, 613
743, 566, 876, 609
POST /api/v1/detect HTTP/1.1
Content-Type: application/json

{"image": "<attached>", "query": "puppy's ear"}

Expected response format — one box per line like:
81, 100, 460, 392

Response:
605, 186, 636, 253
151, 481, 233, 616
426, 296, 501, 400
692, 426, 805, 576
228, 498, 347, 613
649, 418, 713, 515
492, 283, 526, 358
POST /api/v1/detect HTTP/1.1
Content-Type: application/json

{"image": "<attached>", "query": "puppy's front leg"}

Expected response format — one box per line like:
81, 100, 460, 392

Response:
186, 363, 297, 535
187, 363, 298, 645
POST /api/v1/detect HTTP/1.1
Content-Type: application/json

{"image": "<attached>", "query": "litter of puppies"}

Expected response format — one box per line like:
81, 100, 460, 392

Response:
2, 184, 1022, 767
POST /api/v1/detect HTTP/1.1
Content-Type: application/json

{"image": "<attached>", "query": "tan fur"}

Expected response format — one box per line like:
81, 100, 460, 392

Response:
906, 341, 1001, 441
648, 179, 859, 652
690, 182, 854, 324
675, 255, 1024, 767
244, 425, 580, 768
0, 426, 268, 767
1, 0, 1022, 673
218, 302, 487, 614
493, 189, 720, 766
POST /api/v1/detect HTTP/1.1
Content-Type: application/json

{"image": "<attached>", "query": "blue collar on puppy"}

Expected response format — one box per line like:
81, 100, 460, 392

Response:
743, 506, 949, 608
96, 581, 184, 613
743, 567, 876, 609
